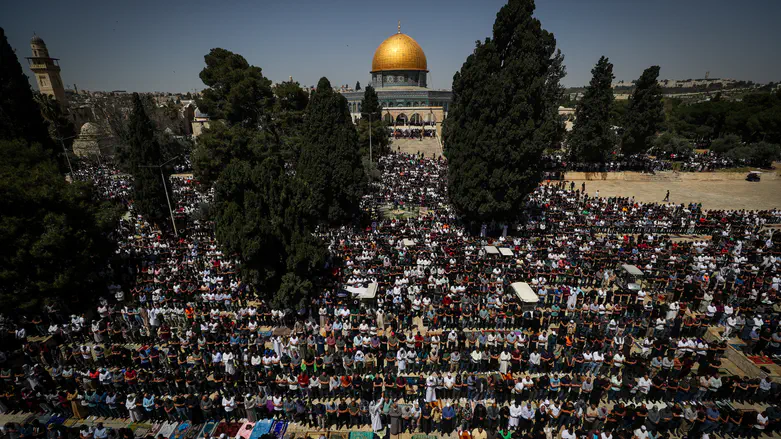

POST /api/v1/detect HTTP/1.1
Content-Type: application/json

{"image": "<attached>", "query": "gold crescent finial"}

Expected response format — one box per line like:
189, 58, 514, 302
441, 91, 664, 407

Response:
398, 20, 401, 33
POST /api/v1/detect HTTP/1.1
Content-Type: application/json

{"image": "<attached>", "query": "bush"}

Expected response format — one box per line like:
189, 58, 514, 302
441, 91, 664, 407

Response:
726, 142, 781, 168
651, 133, 694, 159
710, 134, 742, 154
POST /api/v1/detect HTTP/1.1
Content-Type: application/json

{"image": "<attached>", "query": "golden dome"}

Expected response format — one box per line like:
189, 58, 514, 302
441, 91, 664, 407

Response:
371, 32, 428, 72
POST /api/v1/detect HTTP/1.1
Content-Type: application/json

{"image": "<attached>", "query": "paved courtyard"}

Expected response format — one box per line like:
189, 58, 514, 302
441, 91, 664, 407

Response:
570, 178, 781, 211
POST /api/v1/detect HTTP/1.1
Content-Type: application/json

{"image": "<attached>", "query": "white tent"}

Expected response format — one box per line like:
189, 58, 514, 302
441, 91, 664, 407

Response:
621, 264, 644, 277
402, 238, 417, 247
346, 282, 379, 300
484, 245, 500, 255
511, 282, 539, 304
499, 247, 514, 257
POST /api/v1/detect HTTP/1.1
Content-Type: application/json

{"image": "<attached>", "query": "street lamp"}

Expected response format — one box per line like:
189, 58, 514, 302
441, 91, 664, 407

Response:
140, 155, 180, 236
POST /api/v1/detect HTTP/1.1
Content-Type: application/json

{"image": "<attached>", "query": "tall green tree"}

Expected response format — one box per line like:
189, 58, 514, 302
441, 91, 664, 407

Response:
272, 79, 309, 162
0, 28, 56, 155
445, 0, 565, 225
568, 56, 616, 162
193, 49, 279, 188
357, 85, 389, 158
195, 48, 326, 307
621, 66, 665, 154
35, 93, 77, 152
299, 77, 365, 226
361, 85, 381, 118
0, 139, 119, 310
127, 93, 174, 225
355, 81, 361, 91
213, 146, 325, 308
196, 48, 275, 128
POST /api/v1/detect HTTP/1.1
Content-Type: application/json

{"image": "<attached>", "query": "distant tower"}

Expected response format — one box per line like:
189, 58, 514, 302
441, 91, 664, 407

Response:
705, 71, 710, 80
26, 34, 67, 107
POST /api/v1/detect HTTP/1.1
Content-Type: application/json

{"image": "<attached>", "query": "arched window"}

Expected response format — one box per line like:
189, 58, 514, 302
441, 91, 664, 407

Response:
396, 113, 408, 125
409, 113, 422, 125
384, 113, 394, 124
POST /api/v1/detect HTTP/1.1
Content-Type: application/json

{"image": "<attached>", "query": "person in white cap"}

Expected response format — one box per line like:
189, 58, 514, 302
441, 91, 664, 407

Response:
633, 425, 649, 439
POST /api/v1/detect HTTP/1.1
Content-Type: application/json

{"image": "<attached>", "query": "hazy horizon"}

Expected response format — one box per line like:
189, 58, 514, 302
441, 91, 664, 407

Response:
5, 0, 781, 93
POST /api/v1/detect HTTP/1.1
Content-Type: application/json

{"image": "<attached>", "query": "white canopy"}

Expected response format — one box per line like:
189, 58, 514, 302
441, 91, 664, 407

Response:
621, 264, 644, 277
402, 238, 417, 247
511, 282, 539, 304
346, 282, 378, 300
484, 245, 500, 255
499, 247, 514, 257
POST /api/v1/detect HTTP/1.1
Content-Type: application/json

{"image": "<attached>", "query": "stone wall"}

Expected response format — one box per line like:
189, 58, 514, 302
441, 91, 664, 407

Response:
564, 171, 778, 181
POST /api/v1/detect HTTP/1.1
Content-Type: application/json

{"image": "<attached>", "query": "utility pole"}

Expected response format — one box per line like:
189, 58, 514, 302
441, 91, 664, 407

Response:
141, 155, 180, 236
369, 112, 373, 164
56, 135, 78, 176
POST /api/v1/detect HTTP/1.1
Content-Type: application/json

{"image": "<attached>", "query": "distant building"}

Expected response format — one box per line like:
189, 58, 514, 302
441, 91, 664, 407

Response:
190, 107, 210, 138
26, 34, 67, 107
72, 122, 112, 157
341, 22, 452, 136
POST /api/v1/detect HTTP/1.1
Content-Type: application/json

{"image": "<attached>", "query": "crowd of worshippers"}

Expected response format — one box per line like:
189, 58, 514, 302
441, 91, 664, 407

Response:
389, 128, 436, 139
371, 154, 447, 209
542, 155, 674, 173
679, 153, 743, 172
0, 153, 780, 439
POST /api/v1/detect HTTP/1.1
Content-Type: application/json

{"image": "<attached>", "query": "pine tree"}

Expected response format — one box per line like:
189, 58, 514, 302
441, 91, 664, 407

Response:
195, 48, 326, 307
0, 28, 57, 157
355, 81, 361, 91
360, 85, 382, 118
568, 56, 616, 162
358, 85, 389, 158
445, 0, 564, 226
621, 66, 665, 155
299, 77, 365, 226
127, 93, 174, 225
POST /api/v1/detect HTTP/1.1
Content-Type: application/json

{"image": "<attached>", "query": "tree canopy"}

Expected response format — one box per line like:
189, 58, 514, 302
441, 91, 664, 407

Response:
298, 77, 365, 226
357, 85, 389, 159
621, 66, 665, 154
194, 48, 333, 307
0, 30, 121, 310
568, 56, 616, 162
272, 79, 309, 163
445, 0, 565, 225
197, 48, 275, 128
0, 140, 119, 310
126, 93, 175, 225
668, 90, 781, 145
651, 132, 694, 159
0, 28, 57, 160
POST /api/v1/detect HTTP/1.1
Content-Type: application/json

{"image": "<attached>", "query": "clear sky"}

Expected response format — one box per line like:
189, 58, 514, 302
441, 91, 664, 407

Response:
4, 0, 780, 93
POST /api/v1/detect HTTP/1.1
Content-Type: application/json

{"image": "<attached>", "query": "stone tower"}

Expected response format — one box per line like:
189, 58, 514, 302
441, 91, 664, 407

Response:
26, 34, 67, 107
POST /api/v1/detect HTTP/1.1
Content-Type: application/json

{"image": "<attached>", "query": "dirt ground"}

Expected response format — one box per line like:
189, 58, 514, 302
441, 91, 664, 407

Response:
569, 178, 781, 211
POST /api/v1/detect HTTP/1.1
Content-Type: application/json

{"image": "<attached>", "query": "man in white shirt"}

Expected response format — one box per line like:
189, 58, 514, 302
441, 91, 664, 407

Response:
636, 375, 652, 400
633, 425, 649, 439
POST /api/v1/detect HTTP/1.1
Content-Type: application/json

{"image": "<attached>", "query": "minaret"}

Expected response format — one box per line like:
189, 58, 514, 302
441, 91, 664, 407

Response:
26, 34, 67, 107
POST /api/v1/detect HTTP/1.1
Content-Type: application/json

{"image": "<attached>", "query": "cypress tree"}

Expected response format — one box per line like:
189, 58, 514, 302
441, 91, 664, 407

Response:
445, 0, 565, 226
361, 85, 382, 118
0, 28, 56, 156
299, 77, 365, 226
127, 93, 174, 225
358, 85, 389, 158
621, 66, 665, 154
568, 56, 616, 162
